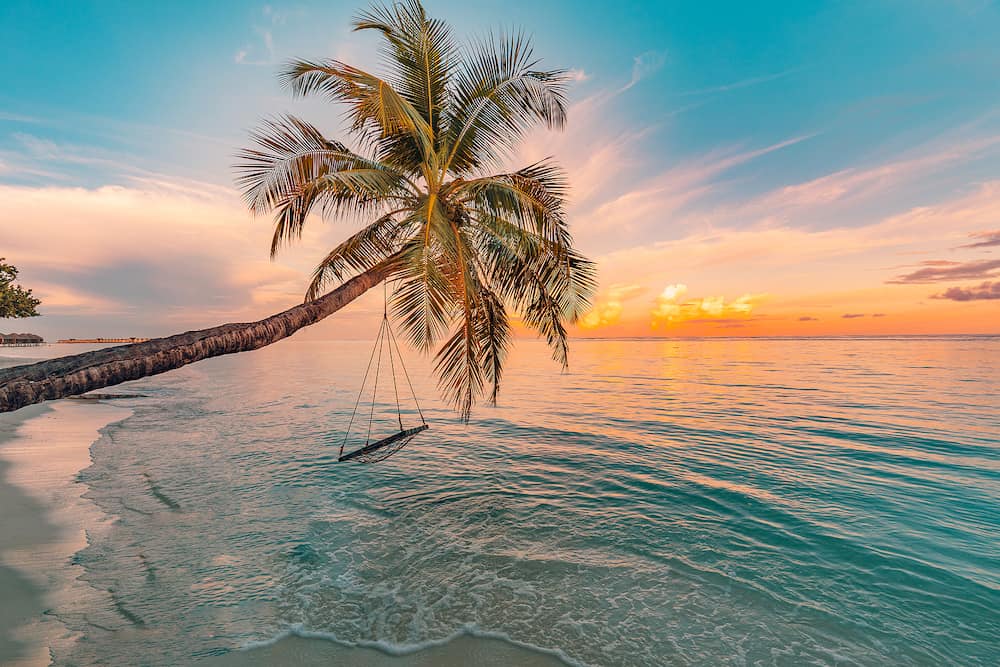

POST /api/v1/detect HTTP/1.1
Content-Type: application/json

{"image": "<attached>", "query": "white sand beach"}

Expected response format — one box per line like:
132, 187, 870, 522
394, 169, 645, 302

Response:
0, 400, 130, 666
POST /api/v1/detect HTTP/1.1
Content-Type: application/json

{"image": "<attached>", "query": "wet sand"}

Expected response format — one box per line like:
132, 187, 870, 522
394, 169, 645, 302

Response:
0, 401, 130, 666
0, 404, 54, 666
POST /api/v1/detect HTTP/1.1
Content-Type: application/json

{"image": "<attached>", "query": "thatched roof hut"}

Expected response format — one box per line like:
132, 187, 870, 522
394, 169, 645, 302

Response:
0, 333, 44, 346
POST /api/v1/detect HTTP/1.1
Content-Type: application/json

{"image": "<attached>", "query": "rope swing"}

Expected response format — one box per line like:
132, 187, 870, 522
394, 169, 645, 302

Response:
338, 285, 428, 463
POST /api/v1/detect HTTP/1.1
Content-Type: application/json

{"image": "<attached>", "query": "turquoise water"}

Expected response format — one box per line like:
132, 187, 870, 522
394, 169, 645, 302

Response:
12, 337, 1000, 664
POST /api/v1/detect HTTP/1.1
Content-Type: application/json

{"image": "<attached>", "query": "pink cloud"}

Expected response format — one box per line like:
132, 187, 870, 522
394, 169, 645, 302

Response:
0, 181, 384, 336
933, 281, 1000, 301
888, 258, 1000, 284
960, 229, 1000, 249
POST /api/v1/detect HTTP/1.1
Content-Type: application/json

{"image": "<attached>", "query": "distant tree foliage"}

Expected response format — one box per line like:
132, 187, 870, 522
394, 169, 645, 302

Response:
0, 258, 41, 318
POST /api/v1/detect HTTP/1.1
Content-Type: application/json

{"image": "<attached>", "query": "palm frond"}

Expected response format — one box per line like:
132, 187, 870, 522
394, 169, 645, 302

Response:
282, 59, 435, 165
430, 200, 483, 420
473, 280, 511, 404
433, 320, 483, 422
392, 238, 455, 351
480, 224, 571, 366
235, 115, 414, 256
474, 223, 595, 366
554, 246, 599, 321
523, 285, 571, 367
452, 159, 571, 246
237, 116, 366, 211
305, 209, 416, 301
354, 0, 457, 143
442, 31, 568, 174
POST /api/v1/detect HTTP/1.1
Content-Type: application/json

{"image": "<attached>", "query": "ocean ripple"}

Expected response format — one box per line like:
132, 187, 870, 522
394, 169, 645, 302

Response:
40, 337, 1000, 666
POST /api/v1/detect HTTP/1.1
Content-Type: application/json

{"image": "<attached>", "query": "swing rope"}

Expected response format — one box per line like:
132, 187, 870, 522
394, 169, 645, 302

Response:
364, 317, 385, 447
387, 314, 426, 425
339, 316, 383, 460
338, 282, 428, 463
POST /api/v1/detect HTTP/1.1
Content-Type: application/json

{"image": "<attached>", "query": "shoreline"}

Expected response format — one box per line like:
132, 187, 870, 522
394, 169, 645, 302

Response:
0, 400, 131, 666
205, 627, 574, 666
0, 400, 572, 667
0, 403, 55, 666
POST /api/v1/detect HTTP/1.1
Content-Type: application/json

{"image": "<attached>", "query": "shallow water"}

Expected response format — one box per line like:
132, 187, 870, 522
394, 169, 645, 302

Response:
3, 337, 999, 665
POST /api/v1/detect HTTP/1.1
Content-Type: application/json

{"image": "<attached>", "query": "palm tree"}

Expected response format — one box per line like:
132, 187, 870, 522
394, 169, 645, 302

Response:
0, 0, 595, 416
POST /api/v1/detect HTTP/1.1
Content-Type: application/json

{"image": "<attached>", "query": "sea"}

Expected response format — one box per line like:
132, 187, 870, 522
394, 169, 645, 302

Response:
0, 336, 998, 666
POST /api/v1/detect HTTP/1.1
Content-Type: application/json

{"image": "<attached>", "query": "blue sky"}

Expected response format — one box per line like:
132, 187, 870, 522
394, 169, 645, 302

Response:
2, 0, 999, 338
4, 1, 997, 191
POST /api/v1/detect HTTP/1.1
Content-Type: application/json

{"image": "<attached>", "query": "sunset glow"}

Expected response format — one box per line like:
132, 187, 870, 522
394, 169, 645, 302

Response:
2, 3, 999, 666
1, 1, 998, 339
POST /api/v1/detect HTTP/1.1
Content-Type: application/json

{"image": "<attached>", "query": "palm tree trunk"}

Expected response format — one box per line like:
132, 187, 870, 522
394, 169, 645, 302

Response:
0, 257, 400, 414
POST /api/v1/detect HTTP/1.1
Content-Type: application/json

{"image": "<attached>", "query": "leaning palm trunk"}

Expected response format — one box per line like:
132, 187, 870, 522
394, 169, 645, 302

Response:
0, 258, 398, 414
1, 1, 596, 417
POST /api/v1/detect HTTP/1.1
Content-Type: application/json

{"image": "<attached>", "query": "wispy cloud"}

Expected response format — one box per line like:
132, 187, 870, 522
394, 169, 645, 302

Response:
28, 281, 126, 315
888, 258, 1000, 284
570, 177, 1000, 334
959, 229, 1000, 249
841, 313, 866, 318
675, 67, 804, 97
0, 129, 235, 190
261, 4, 288, 24
234, 5, 289, 65
11, 132, 140, 173
516, 59, 824, 253
235, 27, 275, 65
621, 50, 668, 92
0, 155, 65, 180
578, 133, 813, 246
595, 180, 1000, 282
738, 135, 1000, 219
0, 111, 40, 124
932, 281, 1000, 301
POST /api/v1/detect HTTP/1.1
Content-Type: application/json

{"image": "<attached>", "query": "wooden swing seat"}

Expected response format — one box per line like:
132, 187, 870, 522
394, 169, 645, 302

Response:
336, 295, 428, 464
338, 424, 429, 463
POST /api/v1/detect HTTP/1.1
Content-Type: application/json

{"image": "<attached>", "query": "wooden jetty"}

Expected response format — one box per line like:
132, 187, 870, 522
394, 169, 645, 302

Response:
57, 337, 150, 344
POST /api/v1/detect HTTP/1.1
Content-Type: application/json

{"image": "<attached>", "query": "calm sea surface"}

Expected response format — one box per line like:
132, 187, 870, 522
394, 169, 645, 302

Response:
4, 337, 1000, 665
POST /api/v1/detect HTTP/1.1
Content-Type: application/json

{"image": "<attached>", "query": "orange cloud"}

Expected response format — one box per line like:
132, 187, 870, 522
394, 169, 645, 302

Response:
578, 283, 646, 329
650, 284, 765, 328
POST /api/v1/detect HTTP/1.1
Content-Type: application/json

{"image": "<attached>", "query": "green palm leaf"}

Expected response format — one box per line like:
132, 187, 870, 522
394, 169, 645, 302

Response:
443, 31, 569, 174
354, 0, 457, 142
305, 209, 415, 301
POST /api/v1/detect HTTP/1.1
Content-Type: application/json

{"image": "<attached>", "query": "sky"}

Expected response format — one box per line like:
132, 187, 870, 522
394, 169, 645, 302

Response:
1, 0, 999, 340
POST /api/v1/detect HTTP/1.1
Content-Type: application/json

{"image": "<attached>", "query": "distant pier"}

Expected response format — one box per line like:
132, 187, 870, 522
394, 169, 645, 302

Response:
57, 337, 150, 344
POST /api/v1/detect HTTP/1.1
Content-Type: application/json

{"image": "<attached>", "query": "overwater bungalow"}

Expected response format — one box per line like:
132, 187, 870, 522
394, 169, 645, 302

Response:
0, 332, 44, 346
